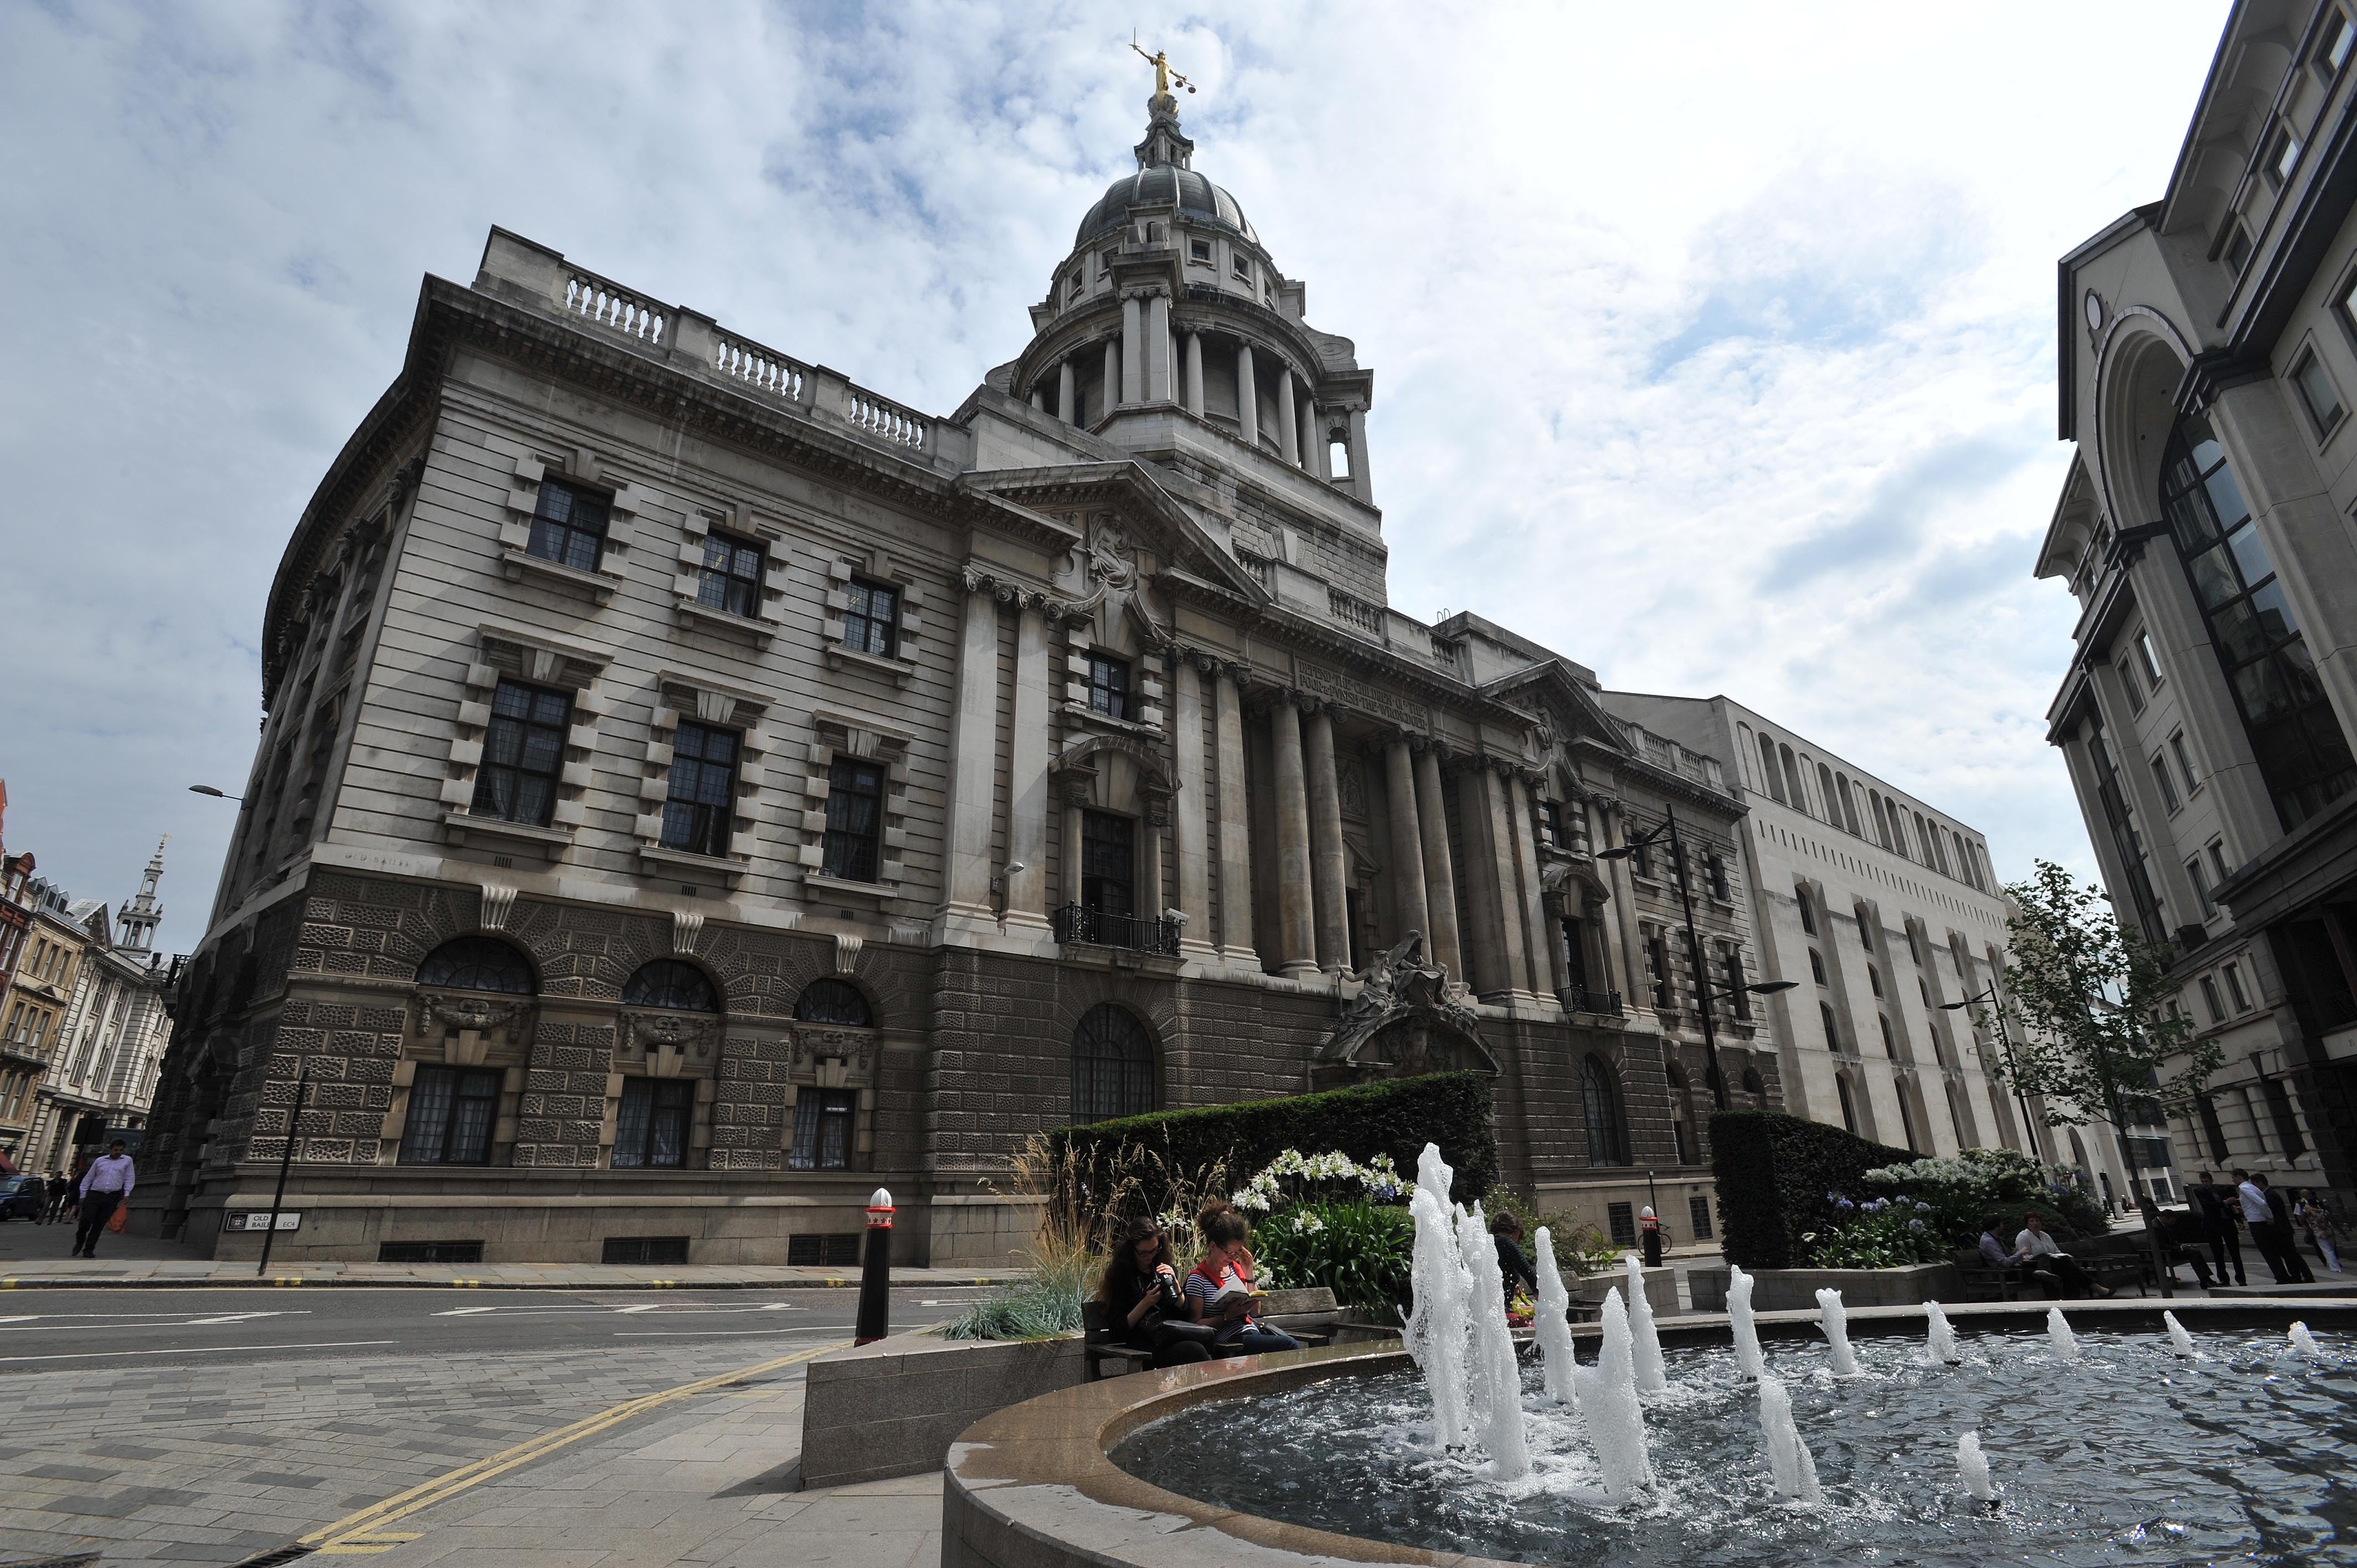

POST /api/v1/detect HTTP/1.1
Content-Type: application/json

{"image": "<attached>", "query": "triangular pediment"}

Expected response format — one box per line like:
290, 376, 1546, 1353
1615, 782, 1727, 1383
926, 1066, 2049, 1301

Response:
1481, 659, 1634, 756
958, 461, 1271, 607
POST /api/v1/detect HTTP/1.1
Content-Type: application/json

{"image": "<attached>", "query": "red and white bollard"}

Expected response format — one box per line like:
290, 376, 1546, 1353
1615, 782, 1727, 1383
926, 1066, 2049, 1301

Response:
854, 1187, 893, 1345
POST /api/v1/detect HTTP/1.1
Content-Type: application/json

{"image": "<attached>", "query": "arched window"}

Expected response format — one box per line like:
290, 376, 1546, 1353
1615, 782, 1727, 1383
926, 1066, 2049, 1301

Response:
1896, 1086, 1919, 1152
1870, 791, 1895, 851
1071, 1004, 1156, 1124
1779, 745, 1807, 815
1666, 1064, 1694, 1165
1946, 1081, 1970, 1147
1817, 763, 1839, 824
1582, 1054, 1630, 1166
1878, 1014, 1896, 1057
621, 960, 719, 1012
2068, 1129, 2090, 1179
1913, 812, 1934, 864
794, 979, 873, 1027
1868, 964, 1883, 997
416, 936, 534, 994
1835, 1073, 1859, 1135
1834, 773, 1860, 836
1820, 1001, 1840, 1049
1737, 723, 1759, 788
1742, 1065, 1766, 1106
1758, 734, 1786, 803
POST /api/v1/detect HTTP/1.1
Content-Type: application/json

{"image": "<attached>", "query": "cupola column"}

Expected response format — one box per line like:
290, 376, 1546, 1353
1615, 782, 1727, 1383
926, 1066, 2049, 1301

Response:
1120, 296, 1144, 405
1299, 397, 1320, 478
1147, 292, 1172, 403
1237, 343, 1259, 449
1057, 360, 1077, 425
1277, 369, 1300, 466
1304, 703, 1351, 972
1101, 339, 1120, 415
1347, 406, 1374, 502
1184, 333, 1204, 417
1269, 697, 1318, 978
1029, 388, 1043, 411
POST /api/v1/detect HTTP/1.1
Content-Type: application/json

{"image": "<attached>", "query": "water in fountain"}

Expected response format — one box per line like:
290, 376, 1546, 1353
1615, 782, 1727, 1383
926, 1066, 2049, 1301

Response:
1576, 1288, 1655, 1502
1457, 1203, 1530, 1478
2165, 1310, 2197, 1358
2046, 1307, 2078, 1360
1923, 1301, 1959, 1365
1726, 1263, 1765, 1381
1756, 1374, 1823, 1504
2292, 1321, 2324, 1358
1624, 1255, 1668, 1394
1402, 1146, 1469, 1450
1957, 1430, 1995, 1503
1815, 1288, 1860, 1376
1532, 1226, 1579, 1406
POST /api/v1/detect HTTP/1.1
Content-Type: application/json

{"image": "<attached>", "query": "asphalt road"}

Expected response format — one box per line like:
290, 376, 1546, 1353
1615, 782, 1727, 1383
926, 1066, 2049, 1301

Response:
0, 1285, 996, 1375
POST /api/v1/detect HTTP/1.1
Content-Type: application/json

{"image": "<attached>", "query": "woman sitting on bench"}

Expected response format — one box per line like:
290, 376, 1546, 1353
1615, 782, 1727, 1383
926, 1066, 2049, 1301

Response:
1098, 1218, 1214, 1368
1187, 1208, 1302, 1356
1979, 1211, 2109, 1299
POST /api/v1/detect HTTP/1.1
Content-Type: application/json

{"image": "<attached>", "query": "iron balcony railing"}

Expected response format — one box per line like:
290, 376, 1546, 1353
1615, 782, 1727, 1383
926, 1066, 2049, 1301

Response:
1053, 904, 1181, 957
1560, 986, 1625, 1018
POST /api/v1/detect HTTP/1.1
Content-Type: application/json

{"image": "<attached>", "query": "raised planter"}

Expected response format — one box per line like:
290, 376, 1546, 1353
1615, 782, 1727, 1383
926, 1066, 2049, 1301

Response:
1686, 1262, 1957, 1313
1573, 1264, 1679, 1319
800, 1327, 1085, 1489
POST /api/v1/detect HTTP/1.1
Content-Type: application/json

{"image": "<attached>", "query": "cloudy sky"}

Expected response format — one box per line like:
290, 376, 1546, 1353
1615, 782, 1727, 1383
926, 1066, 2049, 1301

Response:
1, 2, 2229, 953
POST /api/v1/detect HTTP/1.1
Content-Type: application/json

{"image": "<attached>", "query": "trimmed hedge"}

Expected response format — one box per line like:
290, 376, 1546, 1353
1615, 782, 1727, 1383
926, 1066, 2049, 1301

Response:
1710, 1110, 1913, 1269
1048, 1071, 1497, 1219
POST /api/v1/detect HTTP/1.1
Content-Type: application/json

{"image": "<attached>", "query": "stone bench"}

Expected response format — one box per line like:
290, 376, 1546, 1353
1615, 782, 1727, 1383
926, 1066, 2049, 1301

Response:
1082, 1287, 1344, 1379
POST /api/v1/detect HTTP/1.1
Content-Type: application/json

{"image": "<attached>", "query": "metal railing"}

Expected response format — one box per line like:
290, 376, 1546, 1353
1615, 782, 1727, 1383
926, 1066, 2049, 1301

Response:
1053, 904, 1181, 957
1560, 986, 1625, 1018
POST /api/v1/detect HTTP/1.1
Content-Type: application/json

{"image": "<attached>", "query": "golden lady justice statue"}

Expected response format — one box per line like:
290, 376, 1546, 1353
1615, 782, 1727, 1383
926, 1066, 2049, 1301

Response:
1131, 33, 1196, 97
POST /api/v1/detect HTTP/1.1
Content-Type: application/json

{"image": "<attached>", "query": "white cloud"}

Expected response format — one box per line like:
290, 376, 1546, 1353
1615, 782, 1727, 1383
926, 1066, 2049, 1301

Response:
0, 0, 2227, 948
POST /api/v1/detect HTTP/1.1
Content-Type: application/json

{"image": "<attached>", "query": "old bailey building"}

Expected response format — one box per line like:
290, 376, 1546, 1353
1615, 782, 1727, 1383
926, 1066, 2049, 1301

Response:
137, 87, 1793, 1267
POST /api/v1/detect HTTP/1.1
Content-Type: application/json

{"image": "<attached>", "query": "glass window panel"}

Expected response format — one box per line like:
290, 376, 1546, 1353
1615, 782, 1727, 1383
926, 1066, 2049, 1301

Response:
2202, 462, 2250, 530
2214, 598, 2268, 665
2187, 544, 2240, 608
2296, 354, 2345, 427
2248, 579, 2301, 646
400, 1071, 454, 1164
613, 1081, 653, 1169
2235, 659, 2298, 721
2225, 522, 2275, 588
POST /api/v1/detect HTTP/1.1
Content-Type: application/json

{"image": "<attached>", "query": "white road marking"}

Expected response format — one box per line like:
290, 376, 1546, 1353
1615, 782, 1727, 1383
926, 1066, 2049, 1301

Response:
611, 1327, 841, 1338
0, 1339, 398, 1364
615, 1303, 663, 1314
435, 1306, 502, 1317
758, 1302, 807, 1311
182, 1313, 284, 1324
0, 1311, 311, 1334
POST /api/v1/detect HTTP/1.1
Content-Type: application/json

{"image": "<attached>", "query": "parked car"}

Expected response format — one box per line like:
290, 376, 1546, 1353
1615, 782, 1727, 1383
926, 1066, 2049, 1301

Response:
0, 1174, 47, 1222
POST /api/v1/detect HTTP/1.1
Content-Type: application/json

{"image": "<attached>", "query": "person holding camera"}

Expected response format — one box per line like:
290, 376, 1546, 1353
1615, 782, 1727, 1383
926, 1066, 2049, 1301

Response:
1097, 1217, 1213, 1368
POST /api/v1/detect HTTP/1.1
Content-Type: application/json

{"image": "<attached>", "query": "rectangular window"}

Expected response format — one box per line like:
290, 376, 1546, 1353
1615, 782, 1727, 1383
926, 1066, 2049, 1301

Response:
1797, 889, 1817, 936
2150, 752, 2181, 813
1646, 932, 1671, 1010
526, 479, 609, 572
842, 578, 899, 658
2321, 8, 2356, 73
1188, 238, 1211, 263
1856, 909, 1875, 951
2085, 715, 2166, 939
2118, 657, 2145, 713
1723, 950, 1750, 1020
788, 1089, 857, 1170
611, 1077, 693, 1169
1633, 839, 1654, 879
2200, 975, 2226, 1023
2225, 963, 2252, 1012
2268, 127, 2304, 189
1232, 255, 1253, 281
2293, 349, 2345, 435
1688, 1195, 1714, 1241
1080, 811, 1136, 915
2188, 857, 2215, 918
2171, 731, 2200, 795
696, 533, 766, 618
398, 1066, 501, 1165
2138, 629, 2165, 688
2207, 839, 2231, 884
660, 721, 739, 859
1607, 1201, 1636, 1248
1086, 654, 1132, 720
471, 681, 572, 828
1906, 926, 1921, 964
822, 759, 884, 881
1810, 948, 1828, 987
2222, 219, 2253, 275
603, 1235, 690, 1265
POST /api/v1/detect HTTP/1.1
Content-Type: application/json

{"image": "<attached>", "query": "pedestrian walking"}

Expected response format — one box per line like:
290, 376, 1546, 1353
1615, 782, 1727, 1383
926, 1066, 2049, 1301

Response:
2261, 1174, 2317, 1285
71, 1140, 133, 1259
41, 1170, 68, 1225
2294, 1190, 2342, 1274
2193, 1172, 2247, 1286
2235, 1169, 2304, 1286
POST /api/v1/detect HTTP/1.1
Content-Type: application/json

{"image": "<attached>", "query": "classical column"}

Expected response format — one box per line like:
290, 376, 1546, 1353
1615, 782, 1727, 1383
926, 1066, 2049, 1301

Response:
1412, 743, 1463, 978
1382, 736, 1429, 950
1184, 332, 1205, 416
1214, 667, 1256, 964
1147, 292, 1172, 403
1143, 801, 1167, 921
1304, 703, 1350, 972
1347, 406, 1373, 501
1061, 783, 1089, 911
1237, 342, 1259, 450
1057, 360, 1077, 425
1174, 657, 1212, 953
1541, 895, 1573, 995
1120, 296, 1144, 406
938, 579, 1000, 935
1300, 396, 1320, 477
1601, 801, 1649, 1013
1465, 764, 1532, 997
1005, 600, 1053, 933
1277, 368, 1300, 466
1028, 388, 1042, 411
1269, 698, 1318, 977
1512, 775, 1552, 998
1102, 339, 1120, 414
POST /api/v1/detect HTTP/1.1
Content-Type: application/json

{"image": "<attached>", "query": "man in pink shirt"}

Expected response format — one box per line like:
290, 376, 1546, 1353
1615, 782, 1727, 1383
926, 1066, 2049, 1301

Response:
73, 1140, 133, 1259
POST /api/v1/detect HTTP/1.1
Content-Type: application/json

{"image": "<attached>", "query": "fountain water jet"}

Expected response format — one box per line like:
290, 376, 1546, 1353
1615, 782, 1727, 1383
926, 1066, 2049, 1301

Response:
1457, 1203, 1530, 1478
1402, 1146, 1470, 1450
1815, 1288, 1861, 1376
1576, 1290, 1655, 1502
1624, 1255, 1668, 1394
1757, 1374, 1823, 1504
1531, 1226, 1579, 1406
2291, 1321, 2323, 1358
1924, 1301, 1960, 1365
2165, 1311, 2197, 1358
2046, 1306, 2078, 1360
1958, 1430, 1995, 1503
1726, 1264, 1765, 1381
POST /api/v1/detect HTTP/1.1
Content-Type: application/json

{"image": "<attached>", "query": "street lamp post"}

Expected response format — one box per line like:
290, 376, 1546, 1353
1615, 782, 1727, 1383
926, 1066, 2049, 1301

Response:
1598, 805, 1733, 1108
188, 785, 244, 802
1942, 986, 2044, 1164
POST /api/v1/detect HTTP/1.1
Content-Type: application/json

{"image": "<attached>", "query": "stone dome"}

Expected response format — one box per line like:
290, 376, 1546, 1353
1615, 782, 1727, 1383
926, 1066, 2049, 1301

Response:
1074, 163, 1258, 248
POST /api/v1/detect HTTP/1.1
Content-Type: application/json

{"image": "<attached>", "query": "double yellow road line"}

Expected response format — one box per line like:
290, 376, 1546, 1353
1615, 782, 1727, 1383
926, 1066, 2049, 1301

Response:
301, 1339, 845, 1555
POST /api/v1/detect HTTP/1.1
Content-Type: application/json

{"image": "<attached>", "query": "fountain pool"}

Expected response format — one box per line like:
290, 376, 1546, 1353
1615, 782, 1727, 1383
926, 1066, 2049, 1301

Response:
1110, 1323, 2357, 1567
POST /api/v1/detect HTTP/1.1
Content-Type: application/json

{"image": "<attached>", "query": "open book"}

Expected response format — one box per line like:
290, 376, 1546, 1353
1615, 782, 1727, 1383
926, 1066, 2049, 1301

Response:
1210, 1280, 1267, 1319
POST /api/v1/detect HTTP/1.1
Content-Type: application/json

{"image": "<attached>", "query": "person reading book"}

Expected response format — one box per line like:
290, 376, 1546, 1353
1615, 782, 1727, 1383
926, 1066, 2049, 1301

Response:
1185, 1207, 1300, 1356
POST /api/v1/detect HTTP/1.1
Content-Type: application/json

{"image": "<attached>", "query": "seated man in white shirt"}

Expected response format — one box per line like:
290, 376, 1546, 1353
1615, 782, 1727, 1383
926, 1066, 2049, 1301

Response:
2013, 1210, 2111, 1299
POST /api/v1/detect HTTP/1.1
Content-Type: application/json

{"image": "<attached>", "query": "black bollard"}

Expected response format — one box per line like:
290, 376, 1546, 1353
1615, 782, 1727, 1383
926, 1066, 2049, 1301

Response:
1640, 1205, 1664, 1269
853, 1187, 893, 1345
